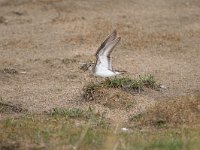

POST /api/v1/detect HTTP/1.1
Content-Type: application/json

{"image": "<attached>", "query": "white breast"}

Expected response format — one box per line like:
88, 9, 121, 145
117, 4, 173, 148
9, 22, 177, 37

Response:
94, 66, 117, 77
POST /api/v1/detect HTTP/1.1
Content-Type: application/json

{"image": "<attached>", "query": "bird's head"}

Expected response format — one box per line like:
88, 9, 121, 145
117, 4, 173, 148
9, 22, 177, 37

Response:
87, 63, 95, 71
80, 62, 95, 72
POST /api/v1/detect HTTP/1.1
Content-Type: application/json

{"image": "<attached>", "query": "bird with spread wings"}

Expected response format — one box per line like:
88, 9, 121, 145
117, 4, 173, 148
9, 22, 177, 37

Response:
88, 30, 126, 77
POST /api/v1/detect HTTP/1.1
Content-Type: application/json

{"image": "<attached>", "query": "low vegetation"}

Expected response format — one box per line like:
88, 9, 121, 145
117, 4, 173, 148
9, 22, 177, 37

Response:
83, 74, 158, 101
0, 94, 200, 150
1, 77, 199, 150
49, 107, 109, 128
0, 108, 200, 150
0, 107, 110, 150
129, 94, 200, 128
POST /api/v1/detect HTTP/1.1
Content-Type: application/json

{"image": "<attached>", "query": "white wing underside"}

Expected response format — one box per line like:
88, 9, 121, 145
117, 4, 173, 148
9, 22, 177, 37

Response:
95, 30, 121, 74
94, 67, 118, 77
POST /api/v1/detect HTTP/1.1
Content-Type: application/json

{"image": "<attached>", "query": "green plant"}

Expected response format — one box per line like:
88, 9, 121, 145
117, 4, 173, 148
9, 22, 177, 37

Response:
139, 74, 157, 88
83, 74, 158, 101
49, 107, 109, 128
50, 108, 84, 118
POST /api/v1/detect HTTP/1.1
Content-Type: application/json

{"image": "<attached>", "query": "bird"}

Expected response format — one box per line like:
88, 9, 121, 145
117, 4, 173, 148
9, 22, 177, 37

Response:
87, 30, 126, 77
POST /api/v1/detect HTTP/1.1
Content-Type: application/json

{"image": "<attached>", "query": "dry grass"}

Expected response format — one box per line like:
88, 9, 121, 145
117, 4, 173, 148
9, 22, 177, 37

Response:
48, 107, 109, 128
130, 94, 200, 128
0, 111, 200, 150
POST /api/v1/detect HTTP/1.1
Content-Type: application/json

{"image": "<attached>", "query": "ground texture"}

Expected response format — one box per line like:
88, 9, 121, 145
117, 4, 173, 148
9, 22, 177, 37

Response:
0, 0, 200, 149
0, 0, 200, 132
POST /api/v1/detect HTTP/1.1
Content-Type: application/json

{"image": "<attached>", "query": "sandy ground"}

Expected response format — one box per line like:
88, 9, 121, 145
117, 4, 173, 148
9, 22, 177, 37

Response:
0, 0, 200, 122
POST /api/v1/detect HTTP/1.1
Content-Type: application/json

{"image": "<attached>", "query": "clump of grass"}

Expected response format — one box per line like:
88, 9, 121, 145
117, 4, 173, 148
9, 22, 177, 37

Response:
102, 77, 143, 90
102, 74, 158, 90
49, 107, 109, 128
50, 108, 84, 118
139, 74, 157, 88
83, 74, 158, 101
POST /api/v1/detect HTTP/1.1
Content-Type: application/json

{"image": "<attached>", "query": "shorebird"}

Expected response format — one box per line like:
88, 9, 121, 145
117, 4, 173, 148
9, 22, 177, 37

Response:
87, 30, 126, 77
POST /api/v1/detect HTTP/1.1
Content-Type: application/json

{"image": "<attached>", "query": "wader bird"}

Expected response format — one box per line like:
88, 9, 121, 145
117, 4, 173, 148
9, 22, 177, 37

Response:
87, 30, 126, 77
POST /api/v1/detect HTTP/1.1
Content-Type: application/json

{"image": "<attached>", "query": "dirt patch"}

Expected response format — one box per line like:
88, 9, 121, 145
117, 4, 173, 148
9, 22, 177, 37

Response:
83, 87, 134, 110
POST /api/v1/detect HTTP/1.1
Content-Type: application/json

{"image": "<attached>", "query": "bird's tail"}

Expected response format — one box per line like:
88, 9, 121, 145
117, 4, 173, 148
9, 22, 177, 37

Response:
114, 70, 127, 74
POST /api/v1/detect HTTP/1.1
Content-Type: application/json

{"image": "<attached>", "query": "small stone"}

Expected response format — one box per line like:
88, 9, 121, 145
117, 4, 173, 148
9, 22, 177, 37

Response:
160, 85, 167, 89
121, 128, 128, 131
